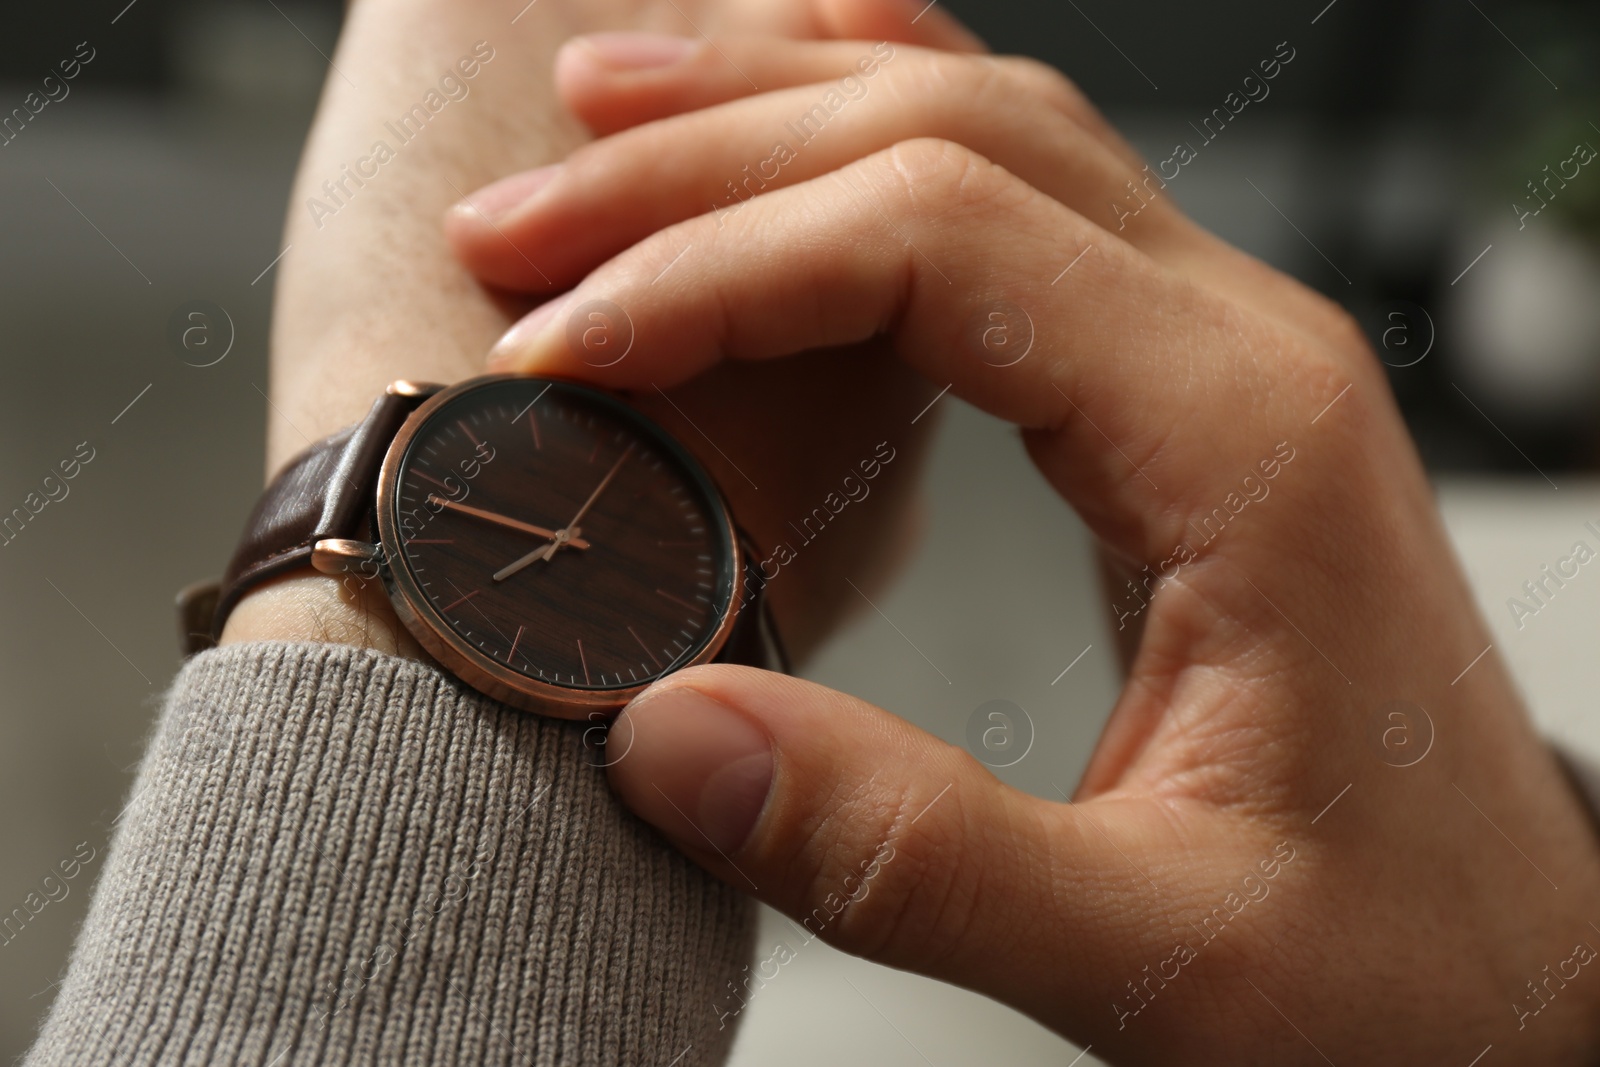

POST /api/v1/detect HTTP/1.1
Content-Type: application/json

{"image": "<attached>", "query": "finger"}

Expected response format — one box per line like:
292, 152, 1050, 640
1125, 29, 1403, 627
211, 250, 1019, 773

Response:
449, 40, 1347, 347
554, 3, 987, 137
604, 664, 1248, 1037
451, 42, 1172, 292
811, 0, 989, 55
554, 32, 1141, 165
551, 34, 969, 137
486, 140, 1369, 561
557, 33, 1135, 163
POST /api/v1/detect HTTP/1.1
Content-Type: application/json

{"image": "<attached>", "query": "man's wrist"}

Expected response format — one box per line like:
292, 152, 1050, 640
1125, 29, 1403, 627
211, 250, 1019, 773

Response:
218, 570, 430, 660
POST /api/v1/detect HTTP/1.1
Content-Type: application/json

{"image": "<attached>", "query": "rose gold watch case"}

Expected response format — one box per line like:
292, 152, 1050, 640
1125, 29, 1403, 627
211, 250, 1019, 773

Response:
373, 375, 748, 720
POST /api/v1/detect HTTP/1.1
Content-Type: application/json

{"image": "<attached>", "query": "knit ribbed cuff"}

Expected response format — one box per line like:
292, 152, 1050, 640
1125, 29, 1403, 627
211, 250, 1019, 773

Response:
25, 642, 754, 1066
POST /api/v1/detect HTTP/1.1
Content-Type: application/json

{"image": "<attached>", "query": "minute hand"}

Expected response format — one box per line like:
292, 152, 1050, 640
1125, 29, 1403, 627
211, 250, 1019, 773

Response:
492, 443, 635, 582
427, 496, 591, 550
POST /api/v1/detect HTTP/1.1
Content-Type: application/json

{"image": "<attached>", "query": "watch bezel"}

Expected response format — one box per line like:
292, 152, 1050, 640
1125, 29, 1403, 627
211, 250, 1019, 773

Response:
373, 374, 747, 720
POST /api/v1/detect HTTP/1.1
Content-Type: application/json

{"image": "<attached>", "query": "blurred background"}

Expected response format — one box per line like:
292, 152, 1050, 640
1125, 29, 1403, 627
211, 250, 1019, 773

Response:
3, 0, 1600, 1063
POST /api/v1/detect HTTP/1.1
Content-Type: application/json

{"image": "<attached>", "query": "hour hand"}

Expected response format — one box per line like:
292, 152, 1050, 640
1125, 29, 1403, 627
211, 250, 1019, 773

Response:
426, 495, 590, 550
493, 528, 577, 582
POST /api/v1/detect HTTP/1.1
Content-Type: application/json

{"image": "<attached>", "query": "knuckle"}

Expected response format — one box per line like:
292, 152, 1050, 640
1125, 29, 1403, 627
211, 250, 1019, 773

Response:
882, 136, 976, 194
874, 137, 1024, 220
1289, 296, 1395, 392
884, 50, 1091, 143
1325, 304, 1378, 363
992, 55, 1091, 122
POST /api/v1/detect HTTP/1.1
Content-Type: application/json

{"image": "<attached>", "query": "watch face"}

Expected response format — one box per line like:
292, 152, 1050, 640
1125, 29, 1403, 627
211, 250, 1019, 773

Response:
375, 376, 742, 714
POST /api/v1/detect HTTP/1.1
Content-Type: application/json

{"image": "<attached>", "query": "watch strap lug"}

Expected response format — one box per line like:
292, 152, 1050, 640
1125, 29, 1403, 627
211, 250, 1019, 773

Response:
386, 379, 445, 400
207, 390, 423, 643
311, 538, 383, 575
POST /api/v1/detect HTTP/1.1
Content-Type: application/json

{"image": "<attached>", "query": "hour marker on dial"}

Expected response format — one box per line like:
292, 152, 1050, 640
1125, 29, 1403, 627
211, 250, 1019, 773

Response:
440, 589, 480, 613
629, 625, 662, 668
656, 588, 700, 612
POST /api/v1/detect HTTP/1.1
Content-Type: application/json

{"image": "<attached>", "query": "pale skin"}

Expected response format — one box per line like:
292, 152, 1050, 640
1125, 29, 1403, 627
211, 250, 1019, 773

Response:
224, 0, 1600, 1063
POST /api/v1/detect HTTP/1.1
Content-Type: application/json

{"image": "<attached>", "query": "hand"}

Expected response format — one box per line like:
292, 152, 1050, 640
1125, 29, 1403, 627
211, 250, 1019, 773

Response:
219, 0, 978, 658
463, 29, 1600, 1065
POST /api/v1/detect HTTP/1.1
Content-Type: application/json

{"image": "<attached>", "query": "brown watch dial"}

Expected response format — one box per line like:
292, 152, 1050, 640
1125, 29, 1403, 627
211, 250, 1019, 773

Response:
377, 377, 738, 694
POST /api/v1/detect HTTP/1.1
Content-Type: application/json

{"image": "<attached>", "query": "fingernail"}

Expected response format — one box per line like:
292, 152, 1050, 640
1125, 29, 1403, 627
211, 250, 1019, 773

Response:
610, 685, 774, 855
449, 164, 561, 225
490, 297, 566, 367
574, 32, 700, 70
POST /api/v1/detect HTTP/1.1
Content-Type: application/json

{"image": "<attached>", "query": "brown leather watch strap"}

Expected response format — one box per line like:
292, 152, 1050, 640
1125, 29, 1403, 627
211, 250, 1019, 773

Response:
208, 389, 425, 642
726, 534, 791, 676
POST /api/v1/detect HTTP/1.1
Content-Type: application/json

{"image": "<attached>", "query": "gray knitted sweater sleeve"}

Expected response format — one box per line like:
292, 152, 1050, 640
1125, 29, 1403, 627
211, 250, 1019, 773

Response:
22, 641, 754, 1066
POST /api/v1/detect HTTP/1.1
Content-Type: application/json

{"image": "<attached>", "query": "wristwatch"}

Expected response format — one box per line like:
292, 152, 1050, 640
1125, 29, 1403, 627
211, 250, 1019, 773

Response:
177, 375, 786, 719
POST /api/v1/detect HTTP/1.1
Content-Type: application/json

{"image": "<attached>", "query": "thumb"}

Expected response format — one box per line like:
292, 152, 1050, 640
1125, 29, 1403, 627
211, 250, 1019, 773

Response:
811, 0, 990, 52
604, 664, 1148, 1026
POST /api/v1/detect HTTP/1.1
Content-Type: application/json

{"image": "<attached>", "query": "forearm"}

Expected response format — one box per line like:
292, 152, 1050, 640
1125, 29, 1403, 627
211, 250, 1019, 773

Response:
267, 0, 584, 464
